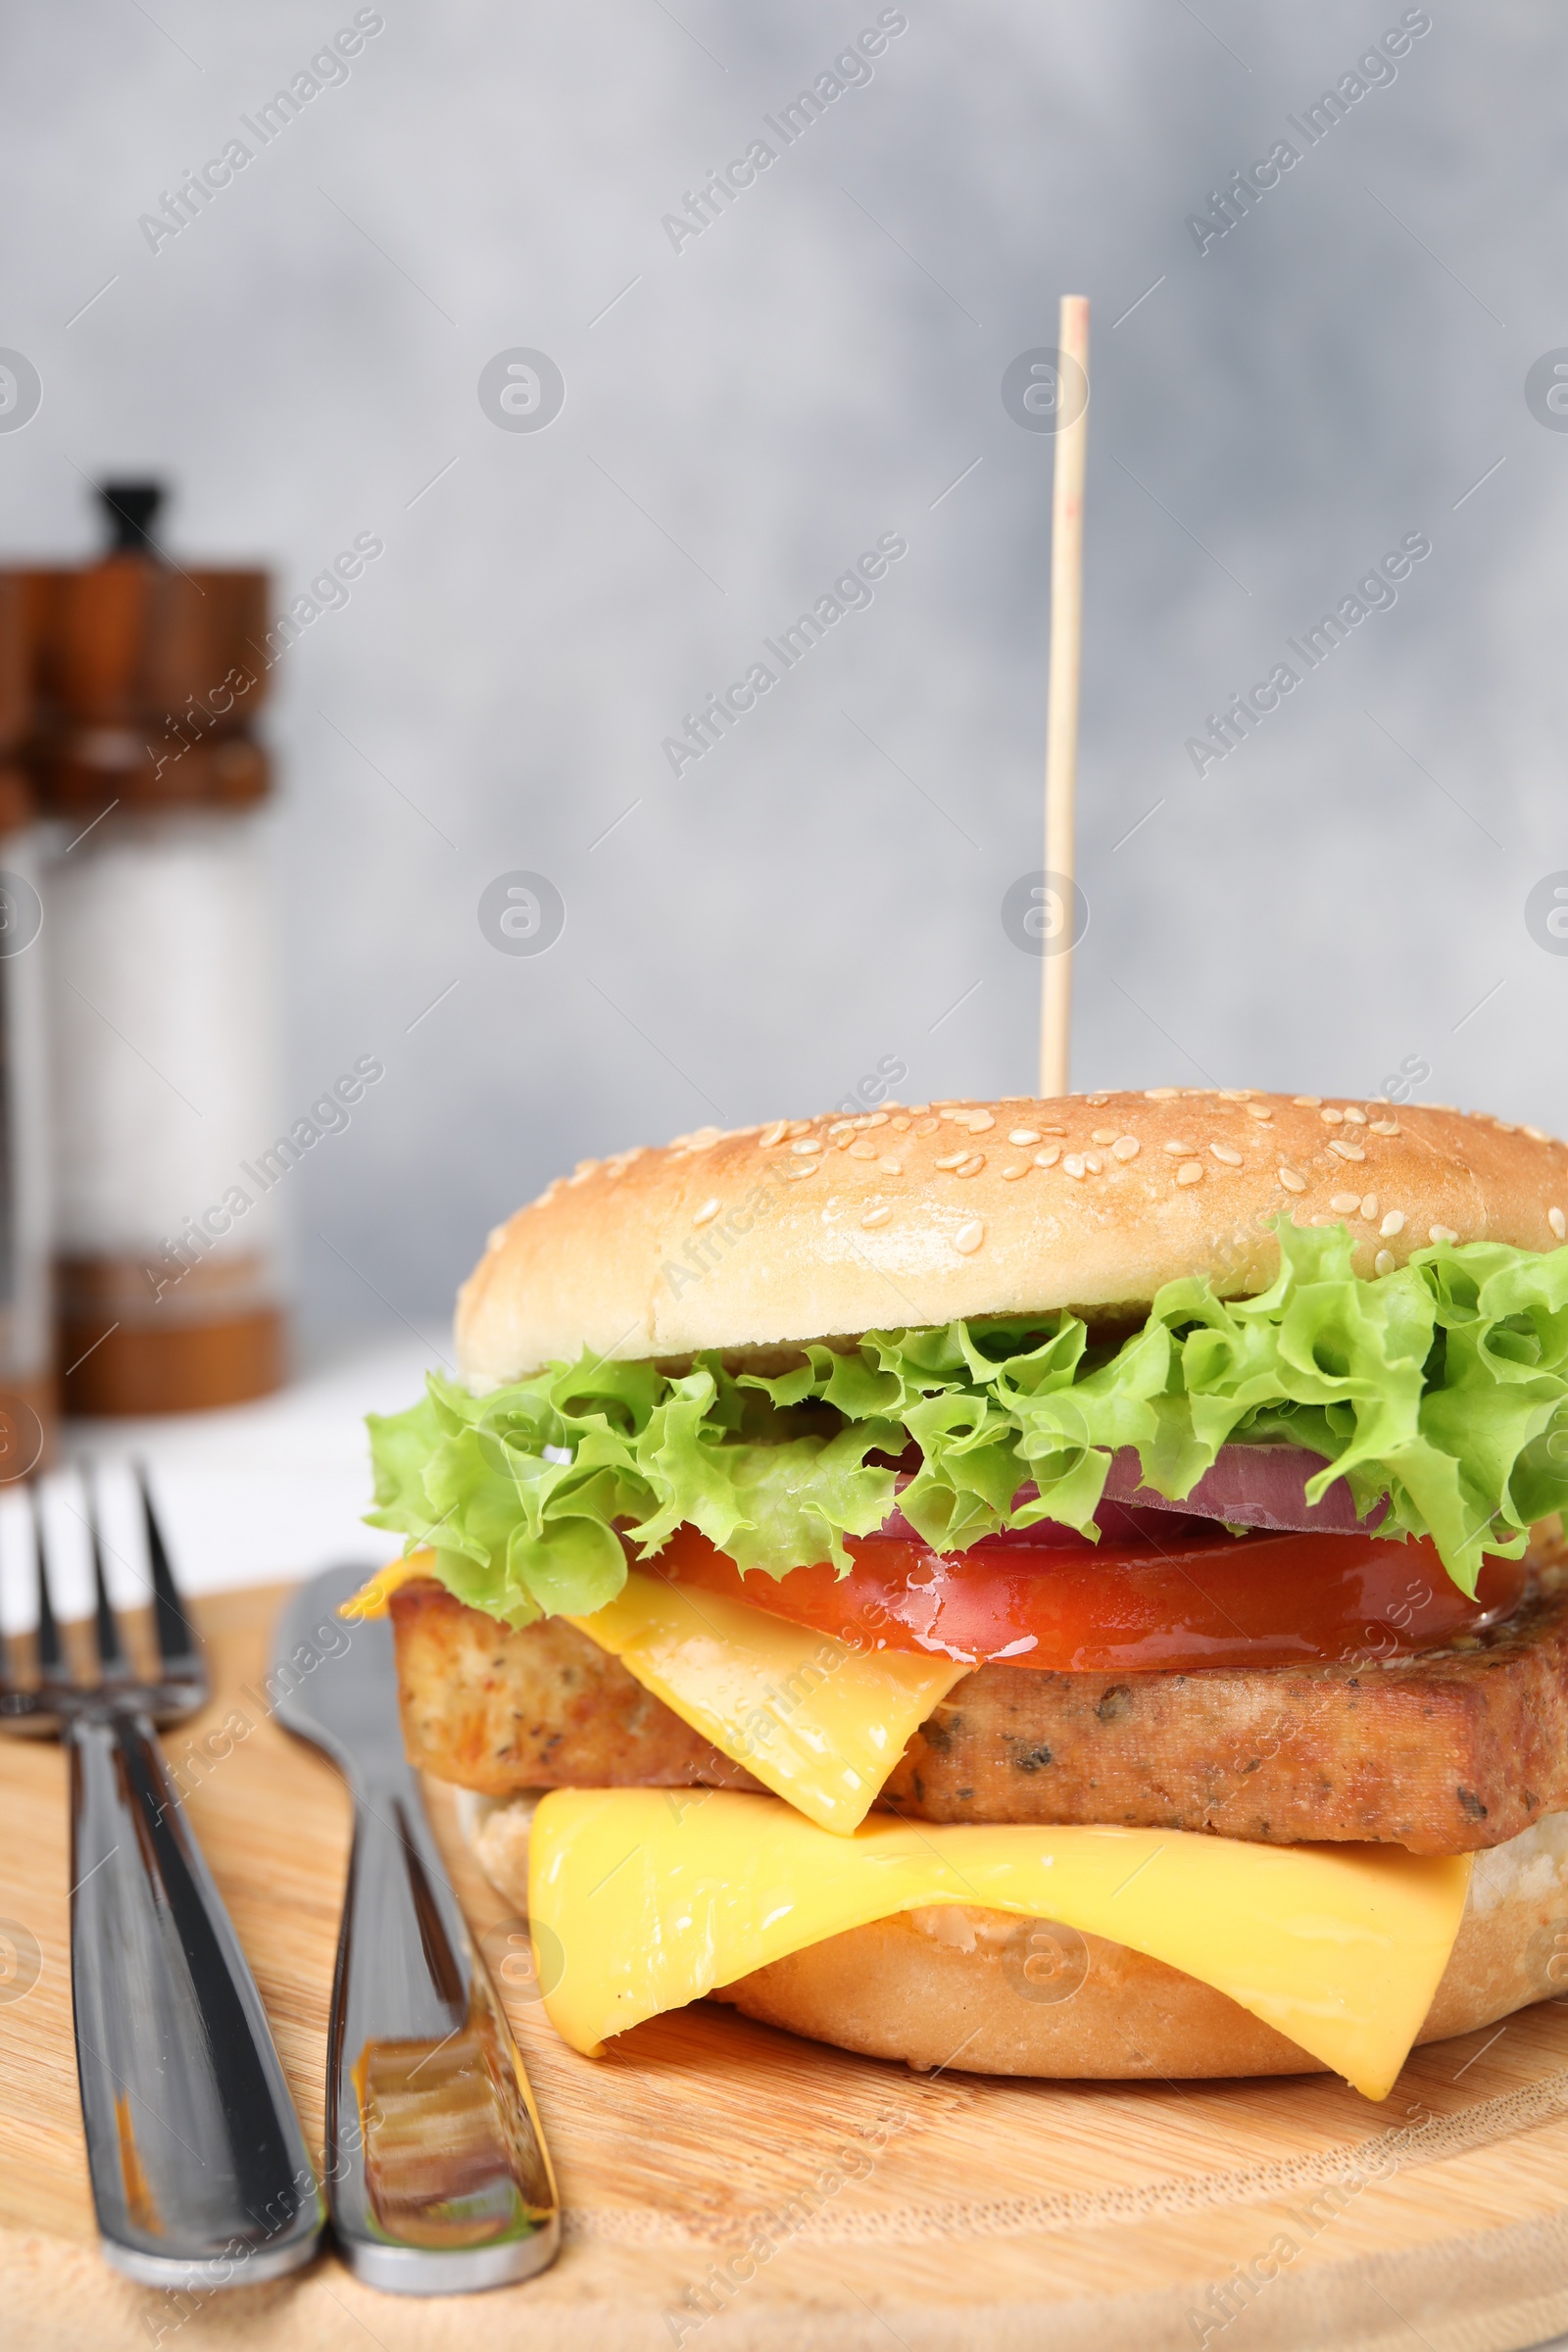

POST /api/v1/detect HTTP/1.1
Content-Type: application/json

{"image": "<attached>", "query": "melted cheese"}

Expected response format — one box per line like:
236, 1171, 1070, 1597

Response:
528, 1788, 1473, 2099
569, 1572, 965, 1834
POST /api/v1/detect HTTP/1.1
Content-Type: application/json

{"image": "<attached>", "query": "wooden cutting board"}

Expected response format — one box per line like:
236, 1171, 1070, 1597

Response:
5, 1583, 1568, 2351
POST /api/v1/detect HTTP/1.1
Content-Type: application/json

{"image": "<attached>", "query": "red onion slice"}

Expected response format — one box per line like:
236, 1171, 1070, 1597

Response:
1101, 1443, 1385, 1535
873, 1443, 1384, 1545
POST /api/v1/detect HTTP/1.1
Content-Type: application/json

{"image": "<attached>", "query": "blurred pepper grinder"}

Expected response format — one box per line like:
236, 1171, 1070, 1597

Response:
0, 572, 56, 1473
35, 482, 286, 1414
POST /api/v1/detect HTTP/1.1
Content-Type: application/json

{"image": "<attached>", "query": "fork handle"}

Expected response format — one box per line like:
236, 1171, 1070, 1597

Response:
68, 1706, 322, 2289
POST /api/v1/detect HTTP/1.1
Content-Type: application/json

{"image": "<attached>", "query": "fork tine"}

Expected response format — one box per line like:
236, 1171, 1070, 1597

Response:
30, 1486, 66, 1684
136, 1462, 199, 1674
82, 1467, 126, 1679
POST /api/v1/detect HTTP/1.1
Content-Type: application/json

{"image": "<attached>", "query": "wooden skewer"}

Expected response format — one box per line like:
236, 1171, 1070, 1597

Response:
1039, 294, 1090, 1102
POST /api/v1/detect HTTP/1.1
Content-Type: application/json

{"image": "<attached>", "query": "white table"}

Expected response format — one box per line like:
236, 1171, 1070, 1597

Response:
0, 1331, 430, 1630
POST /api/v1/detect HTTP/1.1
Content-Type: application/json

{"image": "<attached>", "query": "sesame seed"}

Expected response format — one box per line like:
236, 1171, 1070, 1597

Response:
1145, 1087, 1180, 1101
1001, 1163, 1028, 1181
1278, 1167, 1307, 1193
791, 1138, 822, 1156
486, 1224, 509, 1251
1551, 1207, 1567, 1241
890, 1115, 911, 1132
1381, 1209, 1405, 1237
1218, 1090, 1252, 1102
1328, 1139, 1366, 1162
1375, 1250, 1396, 1277
1008, 1128, 1042, 1147
1360, 1194, 1378, 1220
833, 1132, 856, 1151
860, 1204, 893, 1229
962, 1109, 996, 1133
692, 1199, 721, 1226
1035, 1146, 1062, 1169
1062, 1153, 1086, 1179
1211, 1144, 1243, 1166
954, 1219, 986, 1254
1494, 1120, 1516, 1134
1111, 1136, 1140, 1161
956, 1153, 986, 1177
1176, 1160, 1203, 1186
852, 1111, 891, 1129
783, 1161, 820, 1181
1429, 1225, 1458, 1245
1343, 1106, 1367, 1125
1369, 1119, 1400, 1137
934, 1152, 969, 1170
1083, 1151, 1103, 1174
1247, 1103, 1274, 1121
1525, 1125, 1548, 1143
1161, 1139, 1196, 1156
759, 1119, 788, 1149
914, 1116, 941, 1137
786, 1119, 813, 1139
1086, 1094, 1109, 1105
1330, 1192, 1361, 1214
827, 1119, 857, 1136
848, 1140, 878, 1159
1293, 1097, 1323, 1107
877, 1155, 904, 1175
1091, 1129, 1116, 1146
1319, 1107, 1345, 1125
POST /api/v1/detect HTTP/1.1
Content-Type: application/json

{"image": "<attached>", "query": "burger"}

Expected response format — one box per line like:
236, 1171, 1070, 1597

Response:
356, 1090, 1568, 2102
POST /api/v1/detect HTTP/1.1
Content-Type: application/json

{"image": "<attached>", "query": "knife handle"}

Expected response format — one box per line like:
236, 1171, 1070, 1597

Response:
325, 1763, 559, 2293
69, 1708, 322, 2288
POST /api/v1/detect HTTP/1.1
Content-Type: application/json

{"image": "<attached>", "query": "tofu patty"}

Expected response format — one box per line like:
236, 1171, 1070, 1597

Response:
390, 1565, 1568, 1853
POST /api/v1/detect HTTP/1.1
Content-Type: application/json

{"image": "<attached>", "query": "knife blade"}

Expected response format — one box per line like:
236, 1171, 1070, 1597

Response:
271, 1565, 560, 2294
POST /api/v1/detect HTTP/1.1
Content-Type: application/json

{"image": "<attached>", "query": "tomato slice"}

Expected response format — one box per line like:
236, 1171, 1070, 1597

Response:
649, 1517, 1526, 1672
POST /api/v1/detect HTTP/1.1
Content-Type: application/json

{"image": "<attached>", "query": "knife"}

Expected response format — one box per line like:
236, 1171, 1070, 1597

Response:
270, 1566, 560, 2294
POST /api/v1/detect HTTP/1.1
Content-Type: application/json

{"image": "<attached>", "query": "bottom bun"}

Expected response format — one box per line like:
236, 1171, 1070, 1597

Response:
459, 1790, 1568, 2080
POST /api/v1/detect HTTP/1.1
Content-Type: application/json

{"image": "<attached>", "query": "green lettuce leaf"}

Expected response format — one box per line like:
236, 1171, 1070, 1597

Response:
365, 1221, 1568, 1621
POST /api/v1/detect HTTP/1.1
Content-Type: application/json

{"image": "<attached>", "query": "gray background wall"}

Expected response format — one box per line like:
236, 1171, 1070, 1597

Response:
5, 0, 1565, 1336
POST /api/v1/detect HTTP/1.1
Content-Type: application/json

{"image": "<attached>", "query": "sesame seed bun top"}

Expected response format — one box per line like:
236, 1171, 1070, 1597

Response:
454, 1092, 1568, 1391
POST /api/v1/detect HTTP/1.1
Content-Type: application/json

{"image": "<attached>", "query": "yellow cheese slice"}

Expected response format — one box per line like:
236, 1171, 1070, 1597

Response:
568, 1572, 965, 1834
344, 1553, 960, 1836
528, 1788, 1473, 2100
339, 1553, 432, 1618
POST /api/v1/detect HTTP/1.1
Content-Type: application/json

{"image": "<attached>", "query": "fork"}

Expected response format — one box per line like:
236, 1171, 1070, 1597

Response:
0, 1467, 322, 2289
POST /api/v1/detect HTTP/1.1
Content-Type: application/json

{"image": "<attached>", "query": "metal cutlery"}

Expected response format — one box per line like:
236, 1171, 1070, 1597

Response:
0, 1467, 322, 2288
271, 1564, 559, 2294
